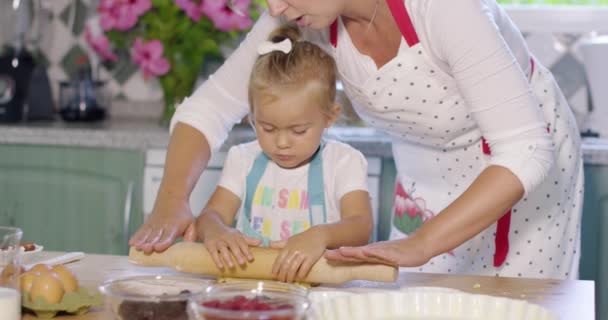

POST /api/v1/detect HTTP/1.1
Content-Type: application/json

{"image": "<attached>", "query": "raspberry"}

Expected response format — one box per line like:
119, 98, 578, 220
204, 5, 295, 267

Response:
200, 295, 296, 319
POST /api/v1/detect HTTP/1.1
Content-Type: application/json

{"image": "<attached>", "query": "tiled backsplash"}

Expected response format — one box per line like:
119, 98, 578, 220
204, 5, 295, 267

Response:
507, 6, 608, 136
38, 0, 163, 103
525, 32, 591, 127
2, 2, 607, 131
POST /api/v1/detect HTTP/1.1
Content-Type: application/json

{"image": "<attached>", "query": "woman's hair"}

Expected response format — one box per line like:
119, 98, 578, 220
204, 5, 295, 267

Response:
248, 25, 337, 115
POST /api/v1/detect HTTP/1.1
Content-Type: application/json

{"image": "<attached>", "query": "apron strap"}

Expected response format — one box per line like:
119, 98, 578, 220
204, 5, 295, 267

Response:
330, 20, 338, 48
243, 152, 272, 246
307, 143, 327, 225
386, 0, 420, 47
329, 0, 420, 48
484, 57, 537, 267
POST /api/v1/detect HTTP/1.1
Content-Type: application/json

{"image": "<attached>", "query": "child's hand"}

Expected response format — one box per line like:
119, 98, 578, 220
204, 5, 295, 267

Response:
202, 224, 261, 270
269, 228, 327, 283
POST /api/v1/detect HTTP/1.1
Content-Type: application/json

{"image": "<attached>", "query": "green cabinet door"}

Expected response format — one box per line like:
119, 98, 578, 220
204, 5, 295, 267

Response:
0, 144, 144, 255
580, 164, 608, 320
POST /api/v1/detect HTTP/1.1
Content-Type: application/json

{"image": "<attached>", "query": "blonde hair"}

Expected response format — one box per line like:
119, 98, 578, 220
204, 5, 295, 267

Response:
248, 25, 337, 115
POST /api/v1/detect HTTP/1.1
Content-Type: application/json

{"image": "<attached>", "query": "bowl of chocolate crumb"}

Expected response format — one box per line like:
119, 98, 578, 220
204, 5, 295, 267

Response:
99, 275, 212, 320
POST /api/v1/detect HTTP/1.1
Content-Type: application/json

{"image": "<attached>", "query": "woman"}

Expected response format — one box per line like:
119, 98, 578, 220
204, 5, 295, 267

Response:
130, 0, 583, 280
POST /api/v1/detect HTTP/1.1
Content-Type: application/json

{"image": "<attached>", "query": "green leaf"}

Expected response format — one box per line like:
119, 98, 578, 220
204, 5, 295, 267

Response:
394, 214, 423, 235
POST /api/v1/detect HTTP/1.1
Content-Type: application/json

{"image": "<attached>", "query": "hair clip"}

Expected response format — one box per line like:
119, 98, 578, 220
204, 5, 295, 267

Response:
257, 38, 292, 55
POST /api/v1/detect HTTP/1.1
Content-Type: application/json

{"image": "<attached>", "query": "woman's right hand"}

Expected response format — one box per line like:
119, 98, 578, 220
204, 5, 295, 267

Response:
199, 219, 261, 269
129, 192, 196, 254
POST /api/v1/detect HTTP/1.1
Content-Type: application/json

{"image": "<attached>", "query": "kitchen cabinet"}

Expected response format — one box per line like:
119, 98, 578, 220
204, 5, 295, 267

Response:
579, 163, 608, 320
0, 144, 144, 255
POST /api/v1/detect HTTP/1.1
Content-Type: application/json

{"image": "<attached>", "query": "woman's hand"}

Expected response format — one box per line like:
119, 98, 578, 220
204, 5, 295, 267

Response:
129, 192, 196, 254
269, 227, 327, 283
324, 237, 430, 267
200, 220, 261, 270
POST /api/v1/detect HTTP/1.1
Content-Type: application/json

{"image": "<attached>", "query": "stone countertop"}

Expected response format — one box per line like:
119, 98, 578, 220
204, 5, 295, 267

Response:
0, 118, 171, 150
0, 117, 395, 157
0, 117, 607, 163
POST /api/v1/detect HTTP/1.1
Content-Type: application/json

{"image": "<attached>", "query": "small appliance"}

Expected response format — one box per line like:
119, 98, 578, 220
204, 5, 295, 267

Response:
0, 0, 54, 123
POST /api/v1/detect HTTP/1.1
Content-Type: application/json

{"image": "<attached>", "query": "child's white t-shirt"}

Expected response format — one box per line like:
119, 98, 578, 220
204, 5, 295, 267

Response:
217, 139, 369, 241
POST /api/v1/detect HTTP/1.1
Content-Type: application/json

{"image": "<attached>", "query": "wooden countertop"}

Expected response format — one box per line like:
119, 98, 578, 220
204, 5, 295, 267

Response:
21, 252, 595, 319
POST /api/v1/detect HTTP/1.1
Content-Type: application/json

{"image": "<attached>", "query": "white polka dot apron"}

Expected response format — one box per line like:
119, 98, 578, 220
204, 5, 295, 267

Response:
329, 0, 583, 279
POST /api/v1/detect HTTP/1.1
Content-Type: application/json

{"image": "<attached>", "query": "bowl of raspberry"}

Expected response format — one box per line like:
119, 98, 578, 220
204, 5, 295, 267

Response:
188, 280, 310, 320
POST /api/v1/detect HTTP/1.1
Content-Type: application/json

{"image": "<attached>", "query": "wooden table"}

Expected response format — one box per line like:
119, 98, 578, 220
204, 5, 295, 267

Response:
21, 252, 595, 319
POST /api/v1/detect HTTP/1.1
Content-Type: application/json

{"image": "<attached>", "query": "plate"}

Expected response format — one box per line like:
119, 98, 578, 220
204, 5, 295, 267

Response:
311, 287, 558, 320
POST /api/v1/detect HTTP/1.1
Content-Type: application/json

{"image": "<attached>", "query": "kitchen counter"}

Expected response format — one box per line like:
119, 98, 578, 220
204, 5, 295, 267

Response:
0, 118, 395, 157
1, 117, 607, 161
22, 251, 595, 319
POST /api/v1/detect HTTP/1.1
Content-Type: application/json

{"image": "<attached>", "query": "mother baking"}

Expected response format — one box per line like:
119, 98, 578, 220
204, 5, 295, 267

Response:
130, 0, 583, 280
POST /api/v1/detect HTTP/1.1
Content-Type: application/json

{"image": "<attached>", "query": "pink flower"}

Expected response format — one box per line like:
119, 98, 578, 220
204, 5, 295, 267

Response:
98, 0, 151, 31
175, 0, 205, 22
85, 25, 118, 61
125, 0, 152, 16
131, 38, 171, 78
203, 0, 253, 31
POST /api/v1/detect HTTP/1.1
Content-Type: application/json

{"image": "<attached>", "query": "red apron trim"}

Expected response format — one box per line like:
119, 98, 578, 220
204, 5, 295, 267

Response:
330, 20, 338, 48
529, 57, 535, 81
328, 0, 420, 48
481, 137, 511, 267
494, 211, 512, 267
386, 0, 420, 47
484, 56, 536, 267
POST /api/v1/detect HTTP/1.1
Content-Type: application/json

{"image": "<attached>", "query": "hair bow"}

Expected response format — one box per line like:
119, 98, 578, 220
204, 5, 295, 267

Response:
257, 38, 292, 55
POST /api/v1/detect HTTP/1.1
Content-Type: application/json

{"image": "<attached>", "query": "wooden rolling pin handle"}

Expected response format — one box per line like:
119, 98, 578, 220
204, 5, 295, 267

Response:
129, 242, 398, 284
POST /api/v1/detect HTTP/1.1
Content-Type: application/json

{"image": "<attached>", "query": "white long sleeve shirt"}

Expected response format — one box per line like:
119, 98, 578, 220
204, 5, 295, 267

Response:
171, 0, 554, 195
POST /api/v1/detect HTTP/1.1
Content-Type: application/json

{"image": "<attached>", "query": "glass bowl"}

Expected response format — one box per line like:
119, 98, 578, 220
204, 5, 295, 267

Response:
99, 274, 212, 320
188, 280, 310, 320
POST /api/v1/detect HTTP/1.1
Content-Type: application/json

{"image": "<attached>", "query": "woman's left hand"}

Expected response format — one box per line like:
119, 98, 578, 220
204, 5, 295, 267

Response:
269, 228, 327, 283
324, 237, 430, 267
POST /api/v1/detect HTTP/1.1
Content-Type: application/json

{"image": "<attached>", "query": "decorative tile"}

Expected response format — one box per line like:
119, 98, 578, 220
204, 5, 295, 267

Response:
60, 44, 89, 79
525, 33, 564, 67
554, 33, 581, 49
568, 86, 590, 129
59, 0, 89, 37
110, 51, 139, 85
101, 77, 122, 101
37, 0, 596, 121
122, 71, 163, 101
47, 0, 72, 15
97, 66, 112, 83
550, 53, 586, 99
44, 15, 74, 65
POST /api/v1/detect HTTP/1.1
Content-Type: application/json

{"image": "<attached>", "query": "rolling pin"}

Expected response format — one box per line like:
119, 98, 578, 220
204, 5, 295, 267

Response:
129, 242, 398, 284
